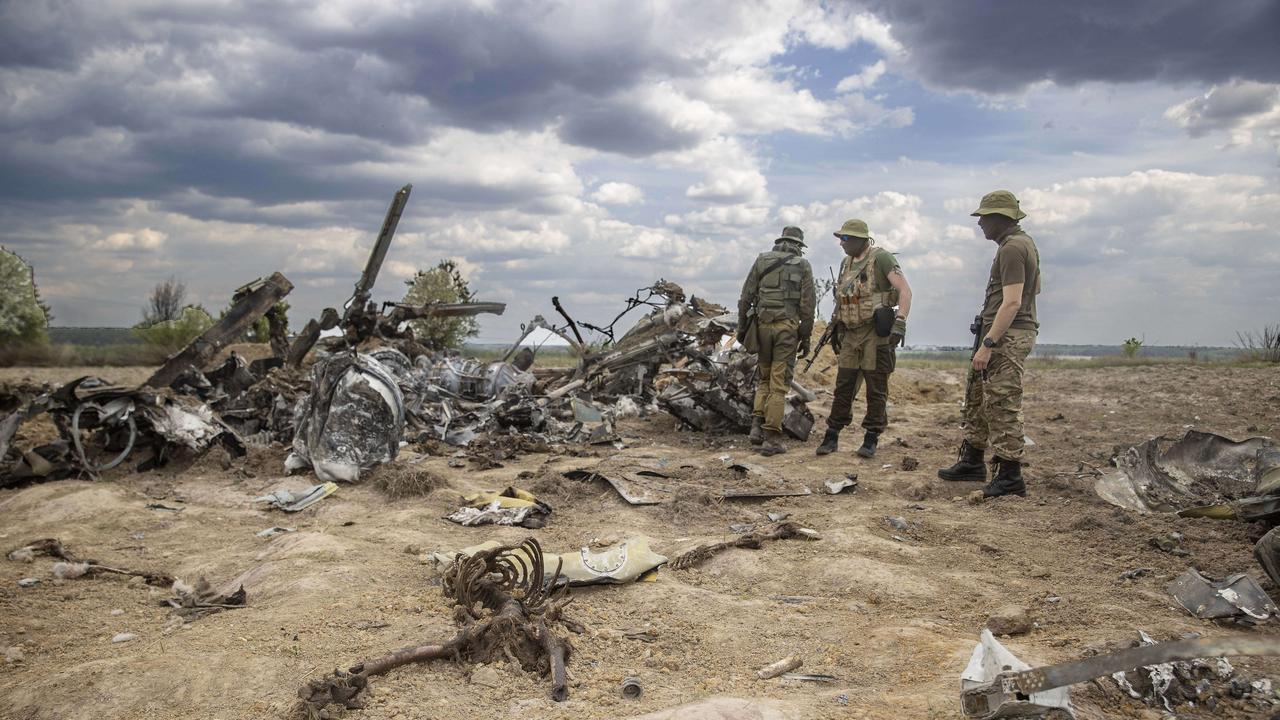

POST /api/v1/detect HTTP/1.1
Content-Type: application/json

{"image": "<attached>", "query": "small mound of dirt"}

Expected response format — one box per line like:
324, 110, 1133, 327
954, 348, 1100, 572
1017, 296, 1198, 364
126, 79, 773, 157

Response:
528, 470, 592, 502
372, 464, 449, 499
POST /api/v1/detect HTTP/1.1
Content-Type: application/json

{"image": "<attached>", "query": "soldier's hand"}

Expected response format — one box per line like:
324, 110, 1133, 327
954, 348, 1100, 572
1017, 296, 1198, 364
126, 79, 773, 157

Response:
890, 317, 906, 348
972, 345, 992, 371
798, 339, 811, 357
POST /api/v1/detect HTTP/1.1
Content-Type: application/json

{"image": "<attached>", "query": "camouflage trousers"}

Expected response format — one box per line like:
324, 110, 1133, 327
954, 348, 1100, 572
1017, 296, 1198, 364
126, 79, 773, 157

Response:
828, 329, 896, 434
752, 318, 799, 434
963, 327, 1036, 461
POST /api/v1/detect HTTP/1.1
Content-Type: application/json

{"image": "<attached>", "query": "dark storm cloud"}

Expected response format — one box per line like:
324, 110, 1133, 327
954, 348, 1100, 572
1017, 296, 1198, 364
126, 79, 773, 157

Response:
0, 0, 700, 217
868, 0, 1280, 91
560, 102, 704, 157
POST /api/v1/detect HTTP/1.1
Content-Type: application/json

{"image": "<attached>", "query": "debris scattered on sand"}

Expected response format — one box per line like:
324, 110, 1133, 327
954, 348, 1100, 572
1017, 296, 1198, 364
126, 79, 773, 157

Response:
445, 487, 552, 528
164, 577, 248, 622
669, 522, 819, 570
823, 476, 858, 494
255, 483, 338, 512
756, 654, 802, 680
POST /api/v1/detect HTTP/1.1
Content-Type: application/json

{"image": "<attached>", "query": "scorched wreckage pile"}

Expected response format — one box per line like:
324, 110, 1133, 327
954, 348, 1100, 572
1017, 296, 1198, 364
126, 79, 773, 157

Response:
1, 186, 810, 488
4, 185, 1280, 719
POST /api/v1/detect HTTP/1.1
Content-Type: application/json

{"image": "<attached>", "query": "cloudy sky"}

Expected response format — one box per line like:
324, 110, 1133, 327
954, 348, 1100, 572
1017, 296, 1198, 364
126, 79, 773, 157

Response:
2, 0, 1278, 346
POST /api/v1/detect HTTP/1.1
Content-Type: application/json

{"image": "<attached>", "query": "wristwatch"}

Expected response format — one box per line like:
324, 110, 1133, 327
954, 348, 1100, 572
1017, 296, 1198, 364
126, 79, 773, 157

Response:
982, 337, 999, 348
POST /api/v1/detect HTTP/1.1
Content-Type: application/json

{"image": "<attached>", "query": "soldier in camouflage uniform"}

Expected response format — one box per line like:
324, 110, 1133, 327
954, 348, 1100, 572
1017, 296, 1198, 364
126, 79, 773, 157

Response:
737, 226, 816, 456
938, 190, 1041, 498
815, 219, 912, 459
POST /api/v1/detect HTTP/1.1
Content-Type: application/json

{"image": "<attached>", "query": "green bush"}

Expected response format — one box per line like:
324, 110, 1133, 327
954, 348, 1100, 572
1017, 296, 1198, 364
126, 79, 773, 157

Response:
133, 305, 214, 353
1121, 337, 1144, 358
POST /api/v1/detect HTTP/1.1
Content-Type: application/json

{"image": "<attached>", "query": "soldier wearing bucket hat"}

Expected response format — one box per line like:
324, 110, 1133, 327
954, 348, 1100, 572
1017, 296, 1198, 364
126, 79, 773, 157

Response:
737, 225, 816, 455
938, 190, 1041, 499
814, 219, 913, 459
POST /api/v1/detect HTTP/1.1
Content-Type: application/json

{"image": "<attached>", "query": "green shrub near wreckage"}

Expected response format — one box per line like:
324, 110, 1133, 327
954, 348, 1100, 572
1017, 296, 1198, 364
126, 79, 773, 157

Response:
0, 247, 49, 345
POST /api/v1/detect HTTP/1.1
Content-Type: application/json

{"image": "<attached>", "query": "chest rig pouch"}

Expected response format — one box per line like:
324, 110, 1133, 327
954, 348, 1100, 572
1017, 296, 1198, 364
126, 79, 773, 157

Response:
836, 247, 898, 330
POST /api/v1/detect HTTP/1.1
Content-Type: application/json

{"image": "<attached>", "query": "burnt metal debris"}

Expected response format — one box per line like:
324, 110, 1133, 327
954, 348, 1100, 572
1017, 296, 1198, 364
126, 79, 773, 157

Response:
1, 183, 816, 486
961, 629, 1280, 719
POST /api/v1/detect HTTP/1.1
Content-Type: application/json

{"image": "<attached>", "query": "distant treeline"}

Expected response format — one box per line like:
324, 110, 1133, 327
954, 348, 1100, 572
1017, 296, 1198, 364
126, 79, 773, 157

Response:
907, 343, 1239, 361
1032, 343, 1237, 360
47, 327, 142, 346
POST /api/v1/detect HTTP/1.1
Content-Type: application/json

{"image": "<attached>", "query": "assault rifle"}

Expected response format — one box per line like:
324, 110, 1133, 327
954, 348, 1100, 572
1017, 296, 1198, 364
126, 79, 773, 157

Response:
801, 266, 841, 372
963, 312, 985, 392
802, 321, 837, 372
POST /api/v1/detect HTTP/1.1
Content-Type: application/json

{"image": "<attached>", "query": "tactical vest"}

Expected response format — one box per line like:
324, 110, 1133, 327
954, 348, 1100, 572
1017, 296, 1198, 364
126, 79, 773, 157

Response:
835, 247, 899, 327
753, 250, 807, 323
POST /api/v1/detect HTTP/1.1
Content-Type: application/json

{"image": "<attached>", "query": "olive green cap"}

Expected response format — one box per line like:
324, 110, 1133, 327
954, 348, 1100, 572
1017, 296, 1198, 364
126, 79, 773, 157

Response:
971, 190, 1026, 221
833, 218, 872, 240
776, 225, 806, 246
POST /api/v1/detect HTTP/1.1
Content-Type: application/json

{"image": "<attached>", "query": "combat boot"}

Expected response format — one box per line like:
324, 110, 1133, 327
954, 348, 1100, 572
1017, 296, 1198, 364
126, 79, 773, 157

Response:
815, 427, 840, 455
748, 417, 764, 447
982, 457, 1027, 498
938, 440, 986, 482
855, 431, 879, 458
760, 430, 787, 456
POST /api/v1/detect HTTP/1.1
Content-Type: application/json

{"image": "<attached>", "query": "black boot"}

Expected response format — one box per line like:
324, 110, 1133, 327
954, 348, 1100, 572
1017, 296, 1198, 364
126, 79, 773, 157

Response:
760, 430, 787, 456
815, 427, 840, 456
938, 440, 986, 482
982, 457, 1027, 498
748, 417, 764, 447
855, 431, 879, 458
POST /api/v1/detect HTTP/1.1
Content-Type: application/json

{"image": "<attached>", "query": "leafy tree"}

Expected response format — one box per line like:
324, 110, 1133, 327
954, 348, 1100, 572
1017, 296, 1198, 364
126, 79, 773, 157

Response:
133, 305, 213, 352
0, 247, 49, 345
401, 260, 479, 349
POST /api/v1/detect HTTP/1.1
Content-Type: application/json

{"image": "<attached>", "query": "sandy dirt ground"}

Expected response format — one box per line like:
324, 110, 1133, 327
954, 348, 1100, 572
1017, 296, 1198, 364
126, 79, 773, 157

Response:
2, 362, 1279, 720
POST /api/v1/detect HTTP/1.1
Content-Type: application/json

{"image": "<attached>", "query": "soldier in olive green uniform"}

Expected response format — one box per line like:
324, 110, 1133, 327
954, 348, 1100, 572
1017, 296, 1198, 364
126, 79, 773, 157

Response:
815, 219, 913, 458
938, 191, 1041, 498
737, 226, 816, 456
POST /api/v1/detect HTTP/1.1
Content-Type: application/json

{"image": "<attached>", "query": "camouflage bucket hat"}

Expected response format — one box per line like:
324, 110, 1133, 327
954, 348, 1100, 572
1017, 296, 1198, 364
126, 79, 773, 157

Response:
834, 218, 872, 240
971, 190, 1026, 221
776, 225, 806, 246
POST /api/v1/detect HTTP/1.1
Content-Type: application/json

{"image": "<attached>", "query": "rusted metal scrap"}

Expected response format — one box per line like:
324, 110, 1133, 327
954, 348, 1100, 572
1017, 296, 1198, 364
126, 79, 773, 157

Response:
298, 538, 579, 718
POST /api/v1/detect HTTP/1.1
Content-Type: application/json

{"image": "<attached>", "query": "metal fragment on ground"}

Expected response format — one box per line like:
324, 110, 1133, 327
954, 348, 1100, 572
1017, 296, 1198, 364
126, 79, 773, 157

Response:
254, 482, 338, 512
824, 477, 858, 494
444, 487, 551, 529
431, 536, 667, 586
1167, 568, 1277, 621
1096, 430, 1278, 514
960, 630, 1075, 719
